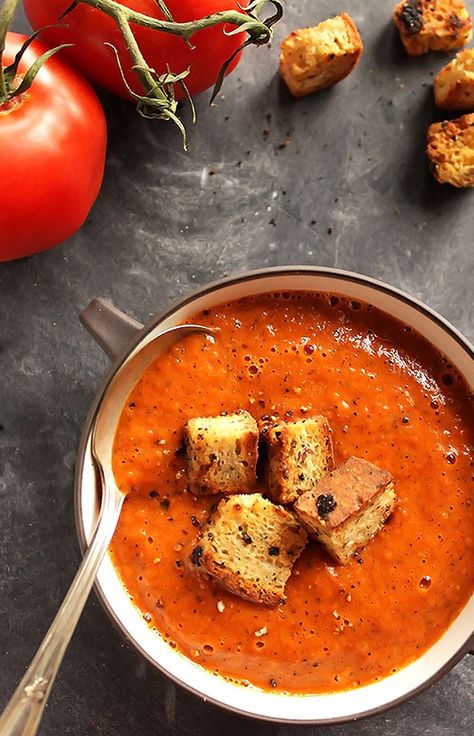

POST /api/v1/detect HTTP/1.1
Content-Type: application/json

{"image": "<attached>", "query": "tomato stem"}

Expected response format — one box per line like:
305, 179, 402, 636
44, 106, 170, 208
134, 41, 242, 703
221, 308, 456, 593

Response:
79, 0, 279, 42
0, 0, 20, 99
71, 0, 283, 146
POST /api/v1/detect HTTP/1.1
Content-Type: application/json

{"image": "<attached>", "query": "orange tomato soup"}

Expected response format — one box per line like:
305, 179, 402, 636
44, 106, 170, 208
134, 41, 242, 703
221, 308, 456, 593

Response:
111, 292, 474, 693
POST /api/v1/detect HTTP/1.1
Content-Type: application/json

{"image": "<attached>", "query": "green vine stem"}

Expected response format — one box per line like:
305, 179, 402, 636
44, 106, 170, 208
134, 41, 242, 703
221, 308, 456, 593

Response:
0, 0, 73, 111
67, 0, 283, 146
0, 0, 20, 98
1, 0, 282, 146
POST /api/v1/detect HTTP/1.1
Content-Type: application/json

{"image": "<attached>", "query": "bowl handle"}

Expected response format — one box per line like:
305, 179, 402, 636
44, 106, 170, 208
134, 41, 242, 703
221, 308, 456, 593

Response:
79, 298, 143, 361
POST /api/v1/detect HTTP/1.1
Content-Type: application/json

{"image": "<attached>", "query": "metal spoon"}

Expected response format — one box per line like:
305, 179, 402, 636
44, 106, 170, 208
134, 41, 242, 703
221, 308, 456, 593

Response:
0, 323, 214, 736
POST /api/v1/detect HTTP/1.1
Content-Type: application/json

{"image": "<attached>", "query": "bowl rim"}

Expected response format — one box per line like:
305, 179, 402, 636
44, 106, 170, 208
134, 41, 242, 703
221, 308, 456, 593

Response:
74, 265, 474, 724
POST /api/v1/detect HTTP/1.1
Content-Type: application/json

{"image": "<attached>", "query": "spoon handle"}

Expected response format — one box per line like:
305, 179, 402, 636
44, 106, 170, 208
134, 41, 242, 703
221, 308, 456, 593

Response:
0, 484, 124, 736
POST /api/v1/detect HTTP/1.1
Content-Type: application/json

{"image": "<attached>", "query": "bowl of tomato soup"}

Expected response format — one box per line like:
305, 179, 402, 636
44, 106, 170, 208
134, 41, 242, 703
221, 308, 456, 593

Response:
76, 267, 474, 724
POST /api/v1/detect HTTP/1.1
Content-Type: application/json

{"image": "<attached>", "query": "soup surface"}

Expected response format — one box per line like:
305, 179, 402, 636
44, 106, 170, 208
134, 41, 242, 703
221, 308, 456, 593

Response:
111, 292, 474, 693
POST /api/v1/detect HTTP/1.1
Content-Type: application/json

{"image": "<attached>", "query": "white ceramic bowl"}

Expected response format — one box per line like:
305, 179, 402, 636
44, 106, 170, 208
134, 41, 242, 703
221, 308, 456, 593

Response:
75, 267, 474, 724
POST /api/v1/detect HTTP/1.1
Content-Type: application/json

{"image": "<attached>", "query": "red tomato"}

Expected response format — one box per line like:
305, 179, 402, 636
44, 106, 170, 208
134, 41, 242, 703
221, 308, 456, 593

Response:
24, 0, 245, 101
0, 33, 107, 262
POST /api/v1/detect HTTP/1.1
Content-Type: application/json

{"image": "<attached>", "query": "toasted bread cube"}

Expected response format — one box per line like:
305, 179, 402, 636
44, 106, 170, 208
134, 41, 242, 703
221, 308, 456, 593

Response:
279, 13, 363, 97
260, 416, 334, 505
393, 1, 472, 56
427, 113, 474, 187
434, 49, 474, 110
294, 457, 396, 564
189, 493, 307, 606
184, 410, 258, 495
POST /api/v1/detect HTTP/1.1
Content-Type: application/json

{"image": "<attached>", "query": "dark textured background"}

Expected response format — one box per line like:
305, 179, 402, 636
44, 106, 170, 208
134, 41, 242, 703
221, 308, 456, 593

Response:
1, 1, 473, 734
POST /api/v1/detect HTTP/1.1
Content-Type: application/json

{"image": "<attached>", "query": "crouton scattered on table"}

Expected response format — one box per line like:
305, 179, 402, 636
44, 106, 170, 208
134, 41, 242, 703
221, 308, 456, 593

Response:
393, 0, 472, 56
427, 113, 474, 187
434, 48, 474, 110
279, 13, 363, 97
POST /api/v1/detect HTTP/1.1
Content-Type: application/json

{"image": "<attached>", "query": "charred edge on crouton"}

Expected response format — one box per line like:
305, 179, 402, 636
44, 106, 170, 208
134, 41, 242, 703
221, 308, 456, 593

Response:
398, 0, 424, 34
316, 493, 337, 519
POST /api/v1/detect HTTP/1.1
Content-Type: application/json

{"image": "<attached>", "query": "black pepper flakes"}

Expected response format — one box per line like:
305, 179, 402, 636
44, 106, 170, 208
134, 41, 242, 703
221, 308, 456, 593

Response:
450, 13, 465, 29
269, 678, 278, 688
398, 0, 424, 34
190, 546, 203, 567
191, 515, 200, 527
160, 498, 170, 510
268, 546, 280, 556
241, 531, 253, 545
175, 560, 183, 568
316, 494, 337, 518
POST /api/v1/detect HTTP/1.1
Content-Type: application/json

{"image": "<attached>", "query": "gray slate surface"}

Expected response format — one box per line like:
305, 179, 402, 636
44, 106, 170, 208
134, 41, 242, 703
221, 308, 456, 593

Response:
1, 1, 473, 734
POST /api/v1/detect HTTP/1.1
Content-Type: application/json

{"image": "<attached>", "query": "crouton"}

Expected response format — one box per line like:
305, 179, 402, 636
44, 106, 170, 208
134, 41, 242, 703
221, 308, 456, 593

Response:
184, 410, 258, 495
393, 1, 472, 56
260, 416, 334, 504
279, 13, 363, 97
434, 48, 474, 110
294, 456, 396, 564
427, 113, 474, 186
189, 493, 307, 606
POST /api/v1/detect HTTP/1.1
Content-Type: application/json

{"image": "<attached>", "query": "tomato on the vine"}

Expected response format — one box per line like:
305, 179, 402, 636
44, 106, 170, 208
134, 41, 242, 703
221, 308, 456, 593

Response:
0, 33, 107, 262
24, 0, 246, 102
